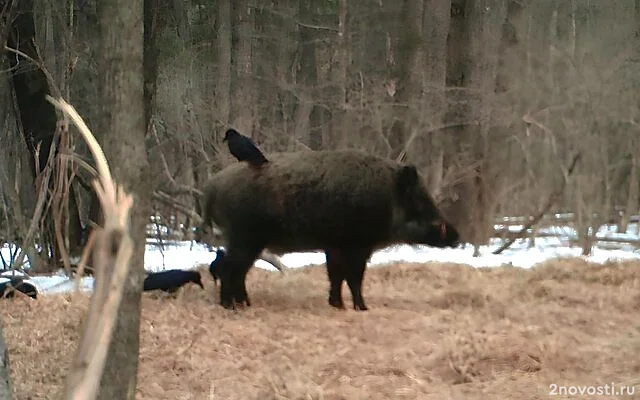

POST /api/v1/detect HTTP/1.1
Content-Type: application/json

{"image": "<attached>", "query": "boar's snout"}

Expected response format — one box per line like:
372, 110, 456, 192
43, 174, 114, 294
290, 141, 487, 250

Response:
429, 219, 461, 248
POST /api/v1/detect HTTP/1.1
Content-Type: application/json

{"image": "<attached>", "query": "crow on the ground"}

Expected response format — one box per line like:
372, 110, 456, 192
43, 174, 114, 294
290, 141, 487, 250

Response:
208, 247, 226, 284
223, 129, 269, 166
0, 277, 38, 299
143, 269, 204, 294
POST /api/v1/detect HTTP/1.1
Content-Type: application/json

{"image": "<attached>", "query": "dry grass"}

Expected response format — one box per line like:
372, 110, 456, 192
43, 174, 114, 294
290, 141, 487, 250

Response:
2, 258, 640, 399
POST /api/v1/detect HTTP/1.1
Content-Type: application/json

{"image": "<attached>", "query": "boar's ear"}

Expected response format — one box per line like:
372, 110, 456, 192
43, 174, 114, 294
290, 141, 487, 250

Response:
396, 165, 419, 193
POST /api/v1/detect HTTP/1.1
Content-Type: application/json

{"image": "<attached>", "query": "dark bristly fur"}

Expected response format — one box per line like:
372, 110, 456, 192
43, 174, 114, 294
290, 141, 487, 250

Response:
223, 129, 269, 166
0, 277, 38, 299
199, 149, 460, 311
143, 269, 204, 294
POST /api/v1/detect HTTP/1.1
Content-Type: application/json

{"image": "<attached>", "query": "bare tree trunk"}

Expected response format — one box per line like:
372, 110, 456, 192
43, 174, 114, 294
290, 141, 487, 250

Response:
423, 0, 450, 194
172, 0, 190, 41
444, 0, 473, 243
619, 147, 640, 234
423, 0, 450, 121
143, 0, 159, 134
292, 0, 323, 150
7, 0, 58, 268
0, 320, 12, 400
335, 0, 348, 109
445, 0, 506, 255
388, 0, 424, 158
622, 0, 640, 233
217, 0, 232, 127
230, 0, 255, 135
95, 0, 149, 397
471, 0, 506, 255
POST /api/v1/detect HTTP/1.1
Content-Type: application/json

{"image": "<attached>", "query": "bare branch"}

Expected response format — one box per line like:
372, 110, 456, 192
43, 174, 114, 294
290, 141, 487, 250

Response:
149, 123, 203, 197
152, 190, 202, 223
493, 153, 581, 255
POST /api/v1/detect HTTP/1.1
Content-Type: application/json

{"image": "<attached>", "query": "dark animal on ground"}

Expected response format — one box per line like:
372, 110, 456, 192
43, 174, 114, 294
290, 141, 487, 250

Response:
209, 247, 226, 285
0, 277, 38, 299
223, 128, 269, 166
143, 269, 204, 294
199, 149, 461, 311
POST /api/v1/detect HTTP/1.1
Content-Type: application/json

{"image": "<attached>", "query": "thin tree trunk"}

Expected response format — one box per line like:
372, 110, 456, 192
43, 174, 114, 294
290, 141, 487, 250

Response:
388, 0, 424, 158
618, 157, 638, 233
96, 0, 149, 397
294, 0, 323, 149
217, 0, 232, 126
0, 320, 12, 400
423, 0, 450, 122
7, 0, 60, 267
143, 0, 159, 133
423, 0, 450, 187
472, 0, 507, 254
230, 0, 255, 134
336, 0, 348, 108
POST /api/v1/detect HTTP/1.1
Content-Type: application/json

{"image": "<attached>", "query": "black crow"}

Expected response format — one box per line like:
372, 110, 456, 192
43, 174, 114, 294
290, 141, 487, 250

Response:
0, 277, 38, 299
209, 247, 226, 284
223, 129, 269, 166
143, 269, 204, 294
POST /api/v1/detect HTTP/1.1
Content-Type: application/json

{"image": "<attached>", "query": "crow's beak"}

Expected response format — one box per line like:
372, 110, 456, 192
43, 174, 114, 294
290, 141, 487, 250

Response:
222, 137, 228, 142
198, 282, 204, 289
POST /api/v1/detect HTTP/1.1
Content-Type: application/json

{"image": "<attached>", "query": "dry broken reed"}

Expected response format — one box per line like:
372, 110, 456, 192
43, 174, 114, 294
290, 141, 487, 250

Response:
45, 96, 135, 400
1, 257, 640, 400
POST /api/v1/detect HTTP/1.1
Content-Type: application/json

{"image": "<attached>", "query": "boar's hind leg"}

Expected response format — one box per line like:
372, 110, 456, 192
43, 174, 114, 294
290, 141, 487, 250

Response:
233, 260, 255, 307
325, 249, 346, 309
343, 248, 373, 311
218, 244, 263, 310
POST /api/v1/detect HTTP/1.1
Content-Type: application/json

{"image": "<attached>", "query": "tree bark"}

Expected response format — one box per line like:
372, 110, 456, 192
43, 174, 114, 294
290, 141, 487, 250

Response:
95, 0, 149, 397
217, 0, 232, 129
295, 0, 323, 150
619, 154, 639, 233
143, 0, 159, 134
335, 0, 348, 109
423, 0, 450, 119
0, 320, 12, 400
230, 0, 255, 135
388, 0, 424, 158
7, 0, 58, 179
423, 0, 450, 198
6, 0, 60, 267
444, 0, 473, 241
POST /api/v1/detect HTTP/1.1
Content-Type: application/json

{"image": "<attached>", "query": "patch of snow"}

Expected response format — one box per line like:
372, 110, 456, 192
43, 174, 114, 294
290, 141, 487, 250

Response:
4, 221, 640, 297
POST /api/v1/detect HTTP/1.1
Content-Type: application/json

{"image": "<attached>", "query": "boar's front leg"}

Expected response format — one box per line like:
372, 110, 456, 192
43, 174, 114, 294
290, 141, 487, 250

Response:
218, 243, 262, 310
325, 247, 373, 311
232, 262, 253, 307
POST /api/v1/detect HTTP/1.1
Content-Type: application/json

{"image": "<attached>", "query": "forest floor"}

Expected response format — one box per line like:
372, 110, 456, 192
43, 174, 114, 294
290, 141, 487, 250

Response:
2, 259, 640, 400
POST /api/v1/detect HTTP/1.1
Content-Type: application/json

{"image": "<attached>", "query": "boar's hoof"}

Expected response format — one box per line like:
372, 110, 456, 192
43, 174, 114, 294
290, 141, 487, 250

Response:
353, 302, 368, 311
234, 295, 251, 307
328, 296, 345, 309
220, 291, 236, 310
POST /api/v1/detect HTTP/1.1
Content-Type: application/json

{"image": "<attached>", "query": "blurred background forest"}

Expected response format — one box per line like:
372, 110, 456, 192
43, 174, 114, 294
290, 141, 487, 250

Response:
1, 0, 639, 272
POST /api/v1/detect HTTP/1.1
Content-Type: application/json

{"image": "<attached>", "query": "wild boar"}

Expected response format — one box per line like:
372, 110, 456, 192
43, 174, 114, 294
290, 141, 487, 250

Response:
199, 149, 460, 311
